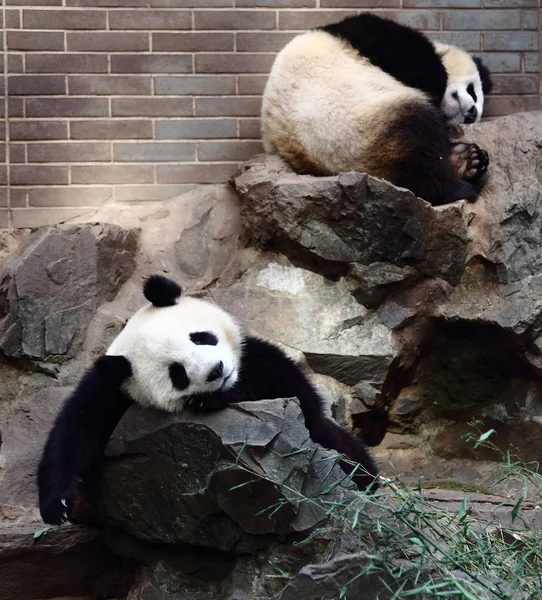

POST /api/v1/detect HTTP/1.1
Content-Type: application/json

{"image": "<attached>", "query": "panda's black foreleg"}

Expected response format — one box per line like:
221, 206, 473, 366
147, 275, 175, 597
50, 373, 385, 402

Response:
37, 355, 133, 525
230, 337, 379, 491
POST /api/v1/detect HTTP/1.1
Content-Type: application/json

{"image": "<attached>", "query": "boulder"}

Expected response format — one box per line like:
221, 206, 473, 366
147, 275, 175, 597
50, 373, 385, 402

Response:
100, 398, 355, 550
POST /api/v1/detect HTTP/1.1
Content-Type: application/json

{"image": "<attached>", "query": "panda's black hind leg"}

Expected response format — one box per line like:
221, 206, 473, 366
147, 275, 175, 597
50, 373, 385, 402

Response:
450, 142, 489, 183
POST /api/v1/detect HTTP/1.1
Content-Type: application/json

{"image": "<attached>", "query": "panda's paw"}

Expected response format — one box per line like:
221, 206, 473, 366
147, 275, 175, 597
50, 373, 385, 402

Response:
186, 393, 231, 413
451, 143, 489, 182
40, 492, 74, 526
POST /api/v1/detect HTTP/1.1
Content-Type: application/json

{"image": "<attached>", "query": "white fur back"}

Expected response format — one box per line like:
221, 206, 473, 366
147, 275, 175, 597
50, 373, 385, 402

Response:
261, 30, 428, 174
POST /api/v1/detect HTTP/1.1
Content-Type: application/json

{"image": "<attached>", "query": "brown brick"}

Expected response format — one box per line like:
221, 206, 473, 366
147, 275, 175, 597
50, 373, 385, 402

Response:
11, 208, 91, 229
8, 54, 24, 73
113, 184, 196, 202
404, 0, 479, 5
443, 11, 521, 30
27, 98, 109, 117
9, 98, 24, 118
426, 32, 481, 50
153, 32, 234, 52
157, 163, 239, 184
8, 75, 66, 96
72, 165, 154, 184
196, 53, 275, 74
236, 32, 296, 52
239, 118, 261, 139
69, 75, 152, 96
26, 54, 108, 74
238, 75, 268, 95
484, 0, 536, 6
11, 165, 69, 185
112, 97, 193, 117
196, 97, 261, 117
10, 120, 68, 140
484, 95, 524, 116
155, 75, 236, 96
524, 97, 541, 111
7, 31, 64, 51
321, 0, 399, 6
10, 143, 26, 163
114, 142, 195, 162
492, 75, 539, 94
70, 120, 153, 139
27, 142, 111, 163
28, 187, 113, 207
195, 10, 275, 30
237, 0, 313, 5
23, 9, 106, 29
0, 144, 6, 164
8, 0, 61, 4
10, 188, 27, 208
155, 118, 237, 139
483, 32, 538, 51
67, 0, 150, 5
0, 166, 6, 186
278, 10, 357, 29
109, 10, 191, 30
111, 54, 192, 74
0, 210, 10, 228
67, 31, 150, 52
524, 53, 539, 73
198, 140, 263, 161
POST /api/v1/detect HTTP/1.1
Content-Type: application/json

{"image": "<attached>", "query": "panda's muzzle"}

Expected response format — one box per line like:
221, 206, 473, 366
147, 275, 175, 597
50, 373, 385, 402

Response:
207, 361, 224, 382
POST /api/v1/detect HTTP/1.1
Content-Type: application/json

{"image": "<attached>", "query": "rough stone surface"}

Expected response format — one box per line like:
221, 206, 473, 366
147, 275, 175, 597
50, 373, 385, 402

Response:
0, 524, 131, 600
100, 398, 355, 551
0, 387, 71, 522
234, 155, 468, 286
0, 224, 138, 363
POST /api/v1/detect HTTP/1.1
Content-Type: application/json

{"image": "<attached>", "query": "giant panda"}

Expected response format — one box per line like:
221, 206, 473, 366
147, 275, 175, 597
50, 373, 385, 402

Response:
38, 275, 378, 525
261, 13, 493, 206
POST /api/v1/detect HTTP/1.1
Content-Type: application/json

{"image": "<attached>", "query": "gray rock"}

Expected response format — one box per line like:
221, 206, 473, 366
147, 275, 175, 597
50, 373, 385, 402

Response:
0, 387, 72, 520
100, 398, 355, 550
0, 224, 139, 363
0, 524, 132, 600
233, 155, 468, 285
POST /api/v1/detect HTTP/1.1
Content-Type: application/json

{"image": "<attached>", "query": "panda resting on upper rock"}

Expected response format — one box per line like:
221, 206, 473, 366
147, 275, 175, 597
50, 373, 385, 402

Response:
261, 13, 493, 206
38, 275, 378, 525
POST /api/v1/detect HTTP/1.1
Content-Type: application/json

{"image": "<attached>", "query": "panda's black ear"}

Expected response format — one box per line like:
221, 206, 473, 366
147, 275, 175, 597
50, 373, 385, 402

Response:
143, 274, 182, 307
473, 57, 493, 95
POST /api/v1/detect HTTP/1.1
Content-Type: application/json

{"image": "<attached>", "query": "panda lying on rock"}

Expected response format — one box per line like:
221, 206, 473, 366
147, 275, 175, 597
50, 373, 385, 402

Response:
38, 275, 378, 525
262, 13, 493, 206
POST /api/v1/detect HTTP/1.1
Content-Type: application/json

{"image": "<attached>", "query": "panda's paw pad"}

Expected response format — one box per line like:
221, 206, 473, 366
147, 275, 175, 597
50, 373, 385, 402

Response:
451, 143, 489, 181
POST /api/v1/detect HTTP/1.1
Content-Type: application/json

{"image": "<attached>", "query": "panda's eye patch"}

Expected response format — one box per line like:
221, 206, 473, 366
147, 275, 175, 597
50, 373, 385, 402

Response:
190, 331, 218, 346
467, 83, 477, 103
169, 362, 190, 391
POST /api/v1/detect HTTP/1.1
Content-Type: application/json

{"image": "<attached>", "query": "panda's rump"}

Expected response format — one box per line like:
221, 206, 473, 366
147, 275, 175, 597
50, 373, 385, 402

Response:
262, 30, 431, 177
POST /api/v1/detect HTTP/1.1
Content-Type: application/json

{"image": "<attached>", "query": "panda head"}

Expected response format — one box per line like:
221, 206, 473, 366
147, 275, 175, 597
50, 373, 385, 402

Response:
434, 42, 493, 128
106, 275, 243, 412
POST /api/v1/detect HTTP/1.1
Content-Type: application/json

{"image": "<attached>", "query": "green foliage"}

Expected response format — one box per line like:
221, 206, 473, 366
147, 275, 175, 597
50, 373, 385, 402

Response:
230, 424, 542, 599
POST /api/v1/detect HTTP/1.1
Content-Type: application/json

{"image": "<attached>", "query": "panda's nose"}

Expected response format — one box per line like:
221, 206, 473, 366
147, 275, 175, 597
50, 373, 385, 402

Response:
464, 106, 477, 124
207, 361, 224, 382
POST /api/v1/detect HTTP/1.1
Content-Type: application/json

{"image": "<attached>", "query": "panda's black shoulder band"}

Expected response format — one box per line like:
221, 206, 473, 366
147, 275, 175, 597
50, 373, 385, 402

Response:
143, 274, 182, 307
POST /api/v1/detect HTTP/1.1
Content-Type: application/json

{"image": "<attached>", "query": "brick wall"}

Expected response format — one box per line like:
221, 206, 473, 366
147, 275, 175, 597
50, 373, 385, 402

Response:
1, 2, 540, 229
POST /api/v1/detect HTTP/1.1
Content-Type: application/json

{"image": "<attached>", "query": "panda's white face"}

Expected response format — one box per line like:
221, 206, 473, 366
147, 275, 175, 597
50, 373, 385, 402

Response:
434, 43, 485, 128
106, 296, 243, 413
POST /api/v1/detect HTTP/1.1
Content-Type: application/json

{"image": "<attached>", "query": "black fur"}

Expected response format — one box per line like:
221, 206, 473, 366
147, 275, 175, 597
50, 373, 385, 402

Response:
473, 56, 493, 96
143, 274, 182, 307
38, 337, 378, 524
385, 103, 486, 205
37, 356, 132, 525
320, 14, 448, 105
